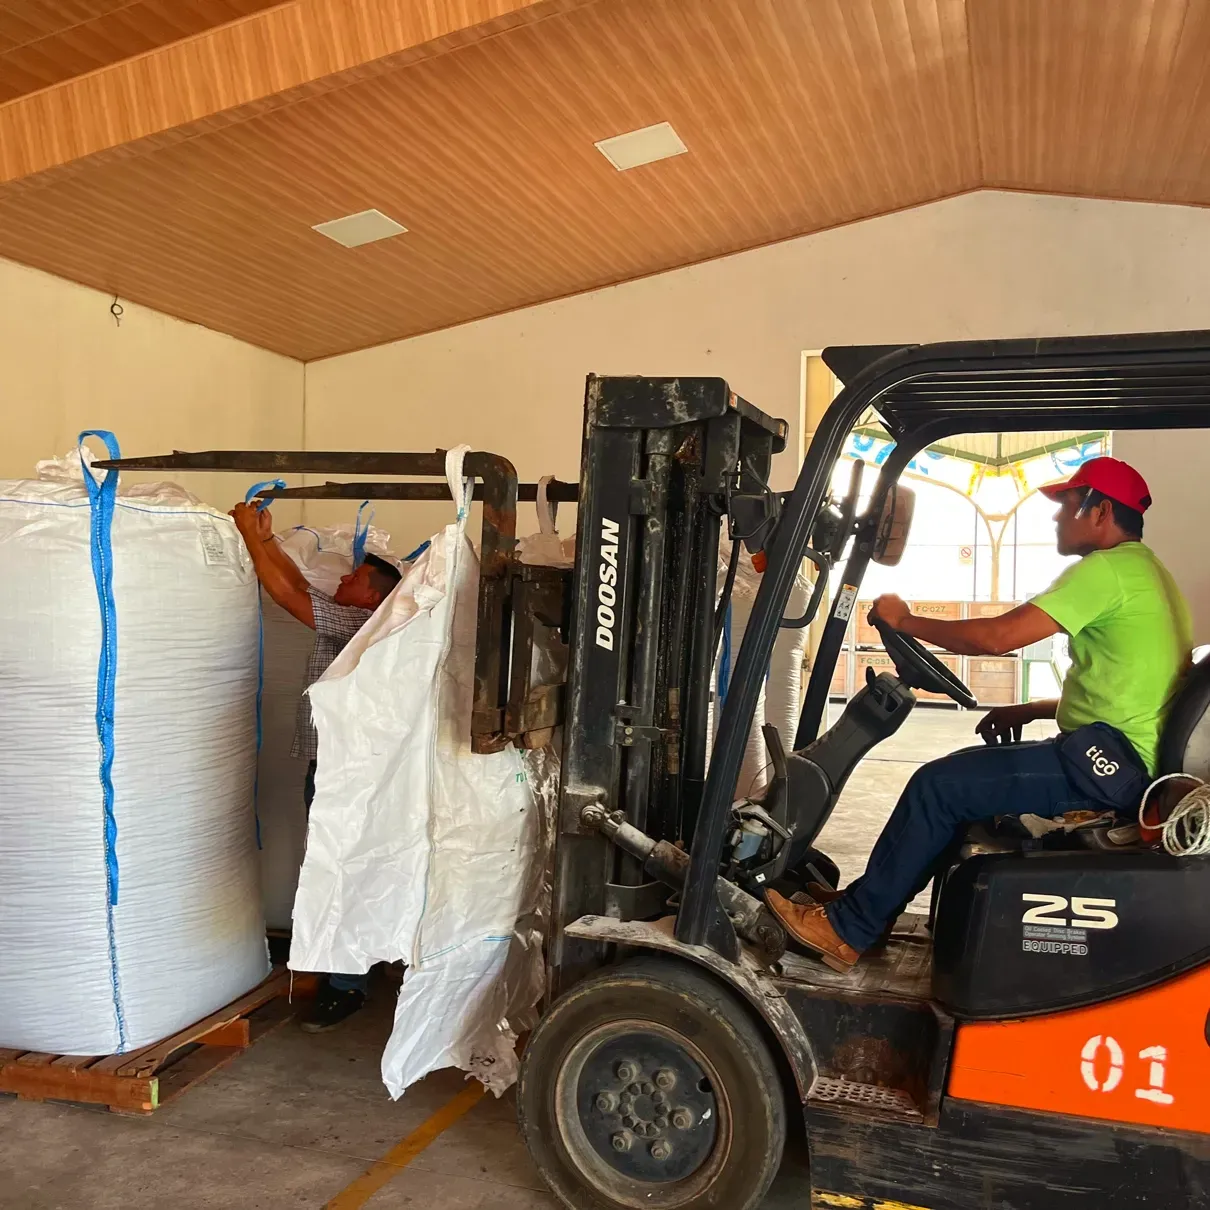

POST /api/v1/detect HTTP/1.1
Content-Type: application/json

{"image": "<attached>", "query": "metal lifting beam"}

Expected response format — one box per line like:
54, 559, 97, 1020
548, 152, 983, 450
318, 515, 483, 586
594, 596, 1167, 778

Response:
95, 446, 576, 754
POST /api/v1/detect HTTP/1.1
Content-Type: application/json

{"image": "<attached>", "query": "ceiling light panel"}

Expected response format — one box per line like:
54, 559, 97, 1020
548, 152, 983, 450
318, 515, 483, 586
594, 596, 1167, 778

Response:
312, 209, 408, 248
595, 122, 688, 171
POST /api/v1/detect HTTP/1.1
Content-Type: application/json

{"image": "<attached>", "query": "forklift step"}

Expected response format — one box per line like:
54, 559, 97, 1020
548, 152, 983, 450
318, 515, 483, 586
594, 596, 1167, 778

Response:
776, 915, 933, 1001
808, 1075, 923, 1122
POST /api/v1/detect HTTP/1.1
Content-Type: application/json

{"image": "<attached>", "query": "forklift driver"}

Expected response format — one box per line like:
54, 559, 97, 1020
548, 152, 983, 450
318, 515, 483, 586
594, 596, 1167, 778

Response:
766, 456, 1192, 972
230, 501, 401, 1030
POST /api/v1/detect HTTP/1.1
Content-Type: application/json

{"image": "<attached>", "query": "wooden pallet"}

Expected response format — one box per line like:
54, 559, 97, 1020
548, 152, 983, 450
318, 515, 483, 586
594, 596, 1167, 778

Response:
0, 967, 316, 1114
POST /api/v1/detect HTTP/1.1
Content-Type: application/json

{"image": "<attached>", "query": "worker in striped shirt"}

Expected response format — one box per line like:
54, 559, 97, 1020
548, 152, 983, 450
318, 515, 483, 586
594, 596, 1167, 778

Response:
231, 501, 401, 1032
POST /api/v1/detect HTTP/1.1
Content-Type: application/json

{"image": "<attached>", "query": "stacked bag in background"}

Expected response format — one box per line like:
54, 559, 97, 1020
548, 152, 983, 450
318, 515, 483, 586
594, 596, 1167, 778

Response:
0, 436, 269, 1055
766, 551, 814, 752
710, 538, 815, 798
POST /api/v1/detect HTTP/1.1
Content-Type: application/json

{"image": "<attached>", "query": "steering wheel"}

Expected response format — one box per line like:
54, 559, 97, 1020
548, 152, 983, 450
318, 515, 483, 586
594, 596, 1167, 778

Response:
873, 620, 979, 709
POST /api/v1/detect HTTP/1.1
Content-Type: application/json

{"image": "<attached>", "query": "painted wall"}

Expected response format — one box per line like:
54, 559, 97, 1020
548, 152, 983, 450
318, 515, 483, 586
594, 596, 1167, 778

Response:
7, 194, 1203, 628
1111, 430, 1210, 639
0, 257, 303, 514
306, 191, 1210, 632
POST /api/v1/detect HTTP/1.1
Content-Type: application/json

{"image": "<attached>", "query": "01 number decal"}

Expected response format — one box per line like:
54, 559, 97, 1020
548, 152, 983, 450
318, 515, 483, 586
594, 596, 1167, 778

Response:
1080, 1035, 1175, 1106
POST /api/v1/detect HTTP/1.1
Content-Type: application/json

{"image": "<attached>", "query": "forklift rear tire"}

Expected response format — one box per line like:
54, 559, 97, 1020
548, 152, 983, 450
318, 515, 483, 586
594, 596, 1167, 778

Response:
518, 954, 787, 1210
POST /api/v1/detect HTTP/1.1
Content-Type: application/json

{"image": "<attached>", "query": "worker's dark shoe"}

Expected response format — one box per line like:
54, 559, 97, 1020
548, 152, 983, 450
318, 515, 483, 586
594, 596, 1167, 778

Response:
765, 890, 861, 973
300, 983, 366, 1034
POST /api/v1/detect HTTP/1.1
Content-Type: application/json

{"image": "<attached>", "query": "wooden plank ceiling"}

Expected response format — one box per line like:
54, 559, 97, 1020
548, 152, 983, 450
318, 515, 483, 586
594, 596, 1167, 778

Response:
0, 1, 284, 103
0, 0, 1206, 361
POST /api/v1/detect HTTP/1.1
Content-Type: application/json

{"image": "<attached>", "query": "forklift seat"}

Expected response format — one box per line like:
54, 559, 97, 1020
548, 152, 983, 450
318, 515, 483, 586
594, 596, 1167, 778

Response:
1156, 645, 1210, 779
933, 654, 1210, 1018
957, 650, 1210, 858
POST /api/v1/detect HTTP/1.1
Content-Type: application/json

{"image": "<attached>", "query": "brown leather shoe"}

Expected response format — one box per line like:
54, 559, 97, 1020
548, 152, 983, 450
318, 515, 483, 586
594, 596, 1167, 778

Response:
765, 890, 861, 972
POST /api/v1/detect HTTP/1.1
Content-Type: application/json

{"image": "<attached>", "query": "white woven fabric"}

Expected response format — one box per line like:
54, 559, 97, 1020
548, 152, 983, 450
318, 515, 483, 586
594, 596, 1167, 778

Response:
0, 447, 269, 1054
290, 447, 549, 1098
710, 542, 814, 795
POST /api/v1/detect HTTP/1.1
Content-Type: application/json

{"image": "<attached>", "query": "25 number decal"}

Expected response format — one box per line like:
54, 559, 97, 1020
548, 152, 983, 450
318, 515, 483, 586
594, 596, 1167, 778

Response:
1080, 1035, 1174, 1105
1022, 894, 1119, 930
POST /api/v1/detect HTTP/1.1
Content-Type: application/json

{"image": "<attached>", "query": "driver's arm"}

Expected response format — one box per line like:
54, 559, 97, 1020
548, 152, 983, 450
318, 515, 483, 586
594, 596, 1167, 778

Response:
871, 596, 1061, 657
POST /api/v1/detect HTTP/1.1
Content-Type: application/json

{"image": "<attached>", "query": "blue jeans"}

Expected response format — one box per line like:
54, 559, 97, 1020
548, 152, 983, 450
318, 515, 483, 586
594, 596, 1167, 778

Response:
828, 739, 1097, 952
305, 760, 370, 996
329, 972, 369, 993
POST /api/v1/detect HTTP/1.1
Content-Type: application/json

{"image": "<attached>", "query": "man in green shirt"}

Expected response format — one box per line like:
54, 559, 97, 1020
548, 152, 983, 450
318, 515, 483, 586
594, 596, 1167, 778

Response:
768, 457, 1193, 972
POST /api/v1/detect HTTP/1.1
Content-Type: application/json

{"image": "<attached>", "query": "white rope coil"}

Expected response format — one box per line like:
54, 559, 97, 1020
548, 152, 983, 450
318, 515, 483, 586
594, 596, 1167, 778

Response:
1139, 772, 1210, 857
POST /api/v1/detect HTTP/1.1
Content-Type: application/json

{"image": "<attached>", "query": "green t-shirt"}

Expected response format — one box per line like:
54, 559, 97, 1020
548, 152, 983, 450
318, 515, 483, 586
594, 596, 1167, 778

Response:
1031, 542, 1193, 774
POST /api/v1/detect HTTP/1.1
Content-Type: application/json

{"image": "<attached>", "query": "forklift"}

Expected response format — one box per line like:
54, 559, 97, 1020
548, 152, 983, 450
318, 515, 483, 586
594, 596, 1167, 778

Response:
99, 332, 1210, 1208
514, 334, 1210, 1210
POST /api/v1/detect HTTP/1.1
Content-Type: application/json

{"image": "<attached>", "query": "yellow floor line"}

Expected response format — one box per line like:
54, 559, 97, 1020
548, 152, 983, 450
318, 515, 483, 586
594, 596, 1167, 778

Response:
325, 1081, 486, 1209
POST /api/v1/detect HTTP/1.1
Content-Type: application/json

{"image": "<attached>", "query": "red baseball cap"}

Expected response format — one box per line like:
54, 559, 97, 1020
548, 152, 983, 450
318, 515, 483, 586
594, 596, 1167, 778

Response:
1039, 456, 1152, 514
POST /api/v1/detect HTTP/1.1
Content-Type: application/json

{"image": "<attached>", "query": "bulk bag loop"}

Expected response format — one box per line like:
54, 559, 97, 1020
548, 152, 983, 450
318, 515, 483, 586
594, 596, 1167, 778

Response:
78, 429, 127, 1049
244, 479, 286, 512
79, 430, 122, 908
535, 475, 558, 534
352, 501, 374, 568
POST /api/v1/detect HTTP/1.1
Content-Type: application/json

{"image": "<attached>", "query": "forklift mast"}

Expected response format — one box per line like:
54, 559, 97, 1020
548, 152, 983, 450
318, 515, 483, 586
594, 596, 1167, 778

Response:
552, 377, 787, 989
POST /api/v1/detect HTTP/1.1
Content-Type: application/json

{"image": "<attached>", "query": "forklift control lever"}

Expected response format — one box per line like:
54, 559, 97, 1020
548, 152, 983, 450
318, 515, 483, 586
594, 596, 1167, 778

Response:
581, 806, 786, 963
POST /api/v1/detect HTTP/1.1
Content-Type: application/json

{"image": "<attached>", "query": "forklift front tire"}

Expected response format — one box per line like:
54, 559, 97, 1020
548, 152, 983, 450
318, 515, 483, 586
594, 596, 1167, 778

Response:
518, 954, 787, 1210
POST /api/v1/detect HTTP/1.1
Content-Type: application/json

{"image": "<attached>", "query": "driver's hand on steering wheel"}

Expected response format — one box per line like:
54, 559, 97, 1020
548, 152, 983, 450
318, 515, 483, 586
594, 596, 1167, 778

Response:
869, 594, 912, 630
975, 703, 1034, 746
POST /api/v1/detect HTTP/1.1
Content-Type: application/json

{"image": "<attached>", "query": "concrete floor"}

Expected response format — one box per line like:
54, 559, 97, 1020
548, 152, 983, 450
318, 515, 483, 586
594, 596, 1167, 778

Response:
2, 708, 1053, 1210
1, 987, 815, 1210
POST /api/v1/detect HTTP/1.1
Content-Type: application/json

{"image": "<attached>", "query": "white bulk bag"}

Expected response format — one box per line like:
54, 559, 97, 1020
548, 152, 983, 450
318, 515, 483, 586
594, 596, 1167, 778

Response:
766, 561, 814, 752
710, 540, 769, 796
290, 447, 549, 1098
275, 513, 397, 597
710, 545, 816, 795
252, 510, 402, 930
0, 436, 269, 1055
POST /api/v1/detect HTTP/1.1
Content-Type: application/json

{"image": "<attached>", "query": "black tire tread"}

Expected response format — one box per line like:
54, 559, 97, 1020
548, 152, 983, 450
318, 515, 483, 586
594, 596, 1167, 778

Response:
518, 954, 787, 1210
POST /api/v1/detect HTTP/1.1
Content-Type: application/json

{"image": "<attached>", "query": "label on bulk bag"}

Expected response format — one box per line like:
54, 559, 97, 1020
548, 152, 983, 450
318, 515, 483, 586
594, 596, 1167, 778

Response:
198, 523, 232, 567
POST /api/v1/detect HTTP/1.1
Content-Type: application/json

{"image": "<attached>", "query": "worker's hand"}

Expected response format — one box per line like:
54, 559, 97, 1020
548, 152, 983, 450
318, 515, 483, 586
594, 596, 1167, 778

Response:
229, 501, 273, 543
975, 703, 1035, 746
869, 594, 911, 631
